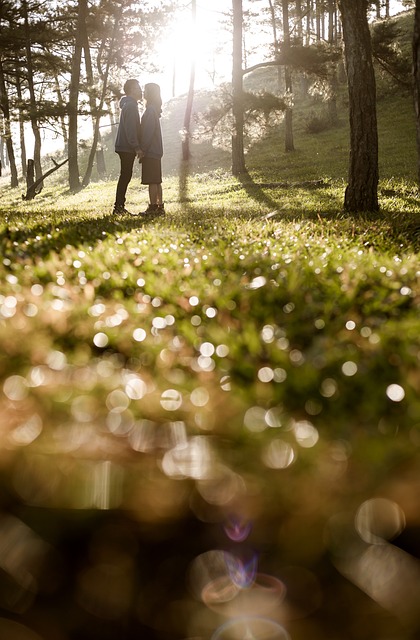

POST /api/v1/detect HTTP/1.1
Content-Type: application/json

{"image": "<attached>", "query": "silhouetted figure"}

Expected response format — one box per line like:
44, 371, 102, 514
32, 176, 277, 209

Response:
138, 83, 164, 216
113, 79, 143, 216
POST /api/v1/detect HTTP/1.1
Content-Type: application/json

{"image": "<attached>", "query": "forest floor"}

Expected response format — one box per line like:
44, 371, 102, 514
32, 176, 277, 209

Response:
0, 166, 419, 639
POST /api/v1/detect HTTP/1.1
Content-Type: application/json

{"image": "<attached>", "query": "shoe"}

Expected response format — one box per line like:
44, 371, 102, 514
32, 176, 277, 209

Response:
141, 204, 165, 215
112, 205, 131, 215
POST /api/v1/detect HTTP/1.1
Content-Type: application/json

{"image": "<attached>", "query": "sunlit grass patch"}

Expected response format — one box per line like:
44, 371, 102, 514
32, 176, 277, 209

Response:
0, 125, 419, 503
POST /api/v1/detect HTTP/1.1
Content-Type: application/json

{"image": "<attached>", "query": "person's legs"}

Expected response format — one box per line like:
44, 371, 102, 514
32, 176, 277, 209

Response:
148, 183, 162, 205
140, 158, 164, 215
114, 152, 135, 211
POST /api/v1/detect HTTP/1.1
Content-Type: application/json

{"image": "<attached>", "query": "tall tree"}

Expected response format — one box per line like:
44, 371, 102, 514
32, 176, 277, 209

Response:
282, 0, 295, 151
67, 0, 86, 192
414, 0, 420, 185
306, 0, 313, 44
232, 0, 246, 175
0, 56, 18, 187
22, 0, 43, 186
327, 0, 339, 124
0, 0, 20, 187
337, 0, 379, 212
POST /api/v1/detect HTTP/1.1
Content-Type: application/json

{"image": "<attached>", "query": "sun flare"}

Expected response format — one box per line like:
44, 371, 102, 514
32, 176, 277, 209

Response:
153, 3, 231, 99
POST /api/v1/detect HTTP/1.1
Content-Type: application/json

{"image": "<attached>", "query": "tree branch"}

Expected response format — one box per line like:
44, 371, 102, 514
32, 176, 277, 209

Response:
242, 60, 284, 76
22, 157, 69, 200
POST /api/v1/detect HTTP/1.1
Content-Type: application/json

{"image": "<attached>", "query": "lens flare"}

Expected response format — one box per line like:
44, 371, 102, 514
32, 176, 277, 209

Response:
202, 569, 286, 617
225, 550, 258, 589
211, 616, 290, 640
224, 516, 253, 542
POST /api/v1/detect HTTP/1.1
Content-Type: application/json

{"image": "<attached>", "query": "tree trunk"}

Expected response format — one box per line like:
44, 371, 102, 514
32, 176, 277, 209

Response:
328, 0, 336, 43
316, 0, 322, 40
296, 0, 304, 44
0, 58, 18, 187
53, 71, 68, 148
268, 0, 282, 91
338, 0, 379, 212
81, 22, 104, 185
306, 0, 313, 45
22, 0, 43, 186
68, 0, 86, 192
182, 0, 197, 162
232, 0, 246, 176
282, 0, 295, 152
327, 0, 338, 123
413, 0, 420, 185
15, 63, 27, 178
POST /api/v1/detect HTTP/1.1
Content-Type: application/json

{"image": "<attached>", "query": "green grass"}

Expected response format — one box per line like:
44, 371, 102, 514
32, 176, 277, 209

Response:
1, 46, 420, 639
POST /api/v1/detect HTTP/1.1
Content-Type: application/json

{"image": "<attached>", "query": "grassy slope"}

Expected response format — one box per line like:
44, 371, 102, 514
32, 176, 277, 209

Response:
0, 12, 419, 640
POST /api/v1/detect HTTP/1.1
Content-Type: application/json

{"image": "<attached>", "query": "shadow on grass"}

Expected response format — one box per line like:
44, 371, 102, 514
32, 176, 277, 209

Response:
237, 170, 347, 220
238, 170, 279, 211
0, 211, 159, 260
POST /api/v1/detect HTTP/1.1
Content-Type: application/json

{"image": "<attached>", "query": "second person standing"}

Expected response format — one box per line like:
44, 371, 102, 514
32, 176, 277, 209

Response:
138, 83, 164, 215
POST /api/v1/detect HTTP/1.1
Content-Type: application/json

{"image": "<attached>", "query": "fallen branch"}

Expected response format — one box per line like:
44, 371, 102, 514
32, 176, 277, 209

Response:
22, 157, 69, 200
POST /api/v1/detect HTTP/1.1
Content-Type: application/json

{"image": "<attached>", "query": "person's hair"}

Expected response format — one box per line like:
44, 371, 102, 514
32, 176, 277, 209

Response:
123, 79, 142, 98
144, 83, 162, 116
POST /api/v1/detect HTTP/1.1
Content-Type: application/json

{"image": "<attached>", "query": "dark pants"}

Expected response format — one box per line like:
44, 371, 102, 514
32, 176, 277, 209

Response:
115, 152, 136, 207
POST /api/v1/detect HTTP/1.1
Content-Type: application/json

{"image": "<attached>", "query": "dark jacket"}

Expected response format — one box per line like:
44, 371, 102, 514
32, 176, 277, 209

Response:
140, 105, 163, 159
115, 96, 142, 154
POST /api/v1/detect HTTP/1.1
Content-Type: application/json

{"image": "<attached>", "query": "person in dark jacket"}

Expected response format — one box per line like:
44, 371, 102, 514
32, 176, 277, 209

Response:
139, 83, 164, 215
113, 78, 143, 215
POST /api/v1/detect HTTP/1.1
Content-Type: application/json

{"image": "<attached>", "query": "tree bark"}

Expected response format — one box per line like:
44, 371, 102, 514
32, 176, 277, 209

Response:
414, 0, 420, 185
338, 0, 379, 212
232, 0, 246, 175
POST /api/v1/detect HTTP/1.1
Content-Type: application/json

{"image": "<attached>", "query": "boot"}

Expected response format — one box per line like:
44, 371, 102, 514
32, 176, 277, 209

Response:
141, 203, 164, 215
112, 204, 131, 215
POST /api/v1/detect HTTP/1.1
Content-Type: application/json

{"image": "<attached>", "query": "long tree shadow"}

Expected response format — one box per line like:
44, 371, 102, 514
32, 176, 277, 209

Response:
237, 169, 345, 220
178, 163, 282, 216
238, 170, 280, 211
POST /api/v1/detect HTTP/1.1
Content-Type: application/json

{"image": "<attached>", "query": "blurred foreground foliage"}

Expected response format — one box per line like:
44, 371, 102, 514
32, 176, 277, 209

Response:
0, 175, 419, 640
